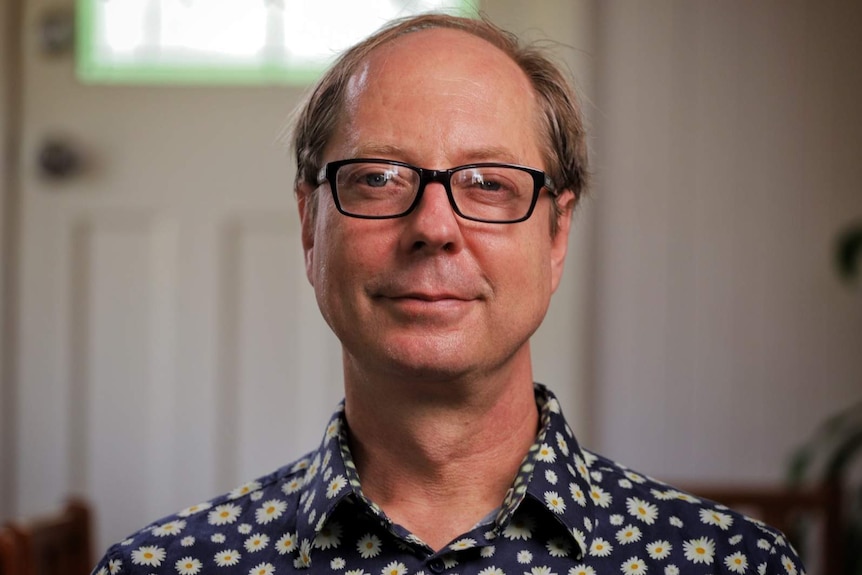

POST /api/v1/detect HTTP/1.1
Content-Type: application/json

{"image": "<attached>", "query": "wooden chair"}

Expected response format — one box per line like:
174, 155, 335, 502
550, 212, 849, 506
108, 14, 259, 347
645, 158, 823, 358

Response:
687, 481, 843, 575
0, 499, 93, 575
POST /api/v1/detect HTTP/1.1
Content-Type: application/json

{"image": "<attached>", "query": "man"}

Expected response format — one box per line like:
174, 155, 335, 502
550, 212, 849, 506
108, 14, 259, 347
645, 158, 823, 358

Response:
93, 14, 805, 575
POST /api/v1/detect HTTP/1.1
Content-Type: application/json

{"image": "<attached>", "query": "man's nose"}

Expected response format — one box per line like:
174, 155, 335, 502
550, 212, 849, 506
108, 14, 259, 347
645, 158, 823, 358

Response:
400, 181, 464, 253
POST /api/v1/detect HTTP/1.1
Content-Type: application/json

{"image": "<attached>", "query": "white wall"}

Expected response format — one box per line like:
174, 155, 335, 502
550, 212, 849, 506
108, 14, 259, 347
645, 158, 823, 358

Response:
592, 1, 862, 483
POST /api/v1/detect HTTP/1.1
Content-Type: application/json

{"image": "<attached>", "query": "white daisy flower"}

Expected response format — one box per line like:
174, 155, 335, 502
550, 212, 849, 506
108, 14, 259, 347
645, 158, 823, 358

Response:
615, 524, 642, 545
327, 475, 348, 499
250, 491, 264, 502
781, 555, 798, 575
669, 516, 683, 528
546, 537, 571, 557
664, 565, 679, 575
544, 491, 567, 514
276, 532, 297, 554
478, 568, 504, 575
650, 489, 674, 501
757, 538, 771, 550
108, 559, 123, 574
330, 557, 346, 570
323, 467, 333, 481
590, 471, 603, 483
536, 443, 557, 463
238, 523, 252, 535
152, 520, 186, 537
545, 469, 559, 484
480, 545, 496, 557
609, 514, 624, 526
282, 477, 304, 495
450, 538, 476, 551
213, 550, 241, 567
729, 534, 743, 545
758, 563, 768, 575
618, 478, 633, 489
569, 483, 587, 507
180, 536, 195, 547
621, 557, 647, 575
724, 551, 748, 573
503, 515, 535, 540
296, 539, 312, 568
94, 569, 107, 575
345, 570, 367, 575
671, 491, 700, 504
357, 534, 382, 558
555, 432, 570, 456
178, 502, 211, 517
589, 538, 613, 557
568, 565, 596, 575
208, 503, 242, 526
589, 486, 612, 508
442, 555, 459, 569
291, 458, 310, 471
381, 561, 407, 575
527, 567, 554, 575
256, 499, 287, 524
120, 538, 134, 546
573, 456, 590, 482
699, 507, 734, 530
325, 420, 339, 439
516, 549, 533, 564
314, 522, 342, 549
625, 471, 647, 483
248, 562, 275, 575
211, 533, 226, 543
228, 480, 262, 500
683, 537, 715, 564
646, 540, 672, 560
175, 557, 202, 575
626, 497, 659, 524
131, 546, 165, 567
244, 533, 270, 552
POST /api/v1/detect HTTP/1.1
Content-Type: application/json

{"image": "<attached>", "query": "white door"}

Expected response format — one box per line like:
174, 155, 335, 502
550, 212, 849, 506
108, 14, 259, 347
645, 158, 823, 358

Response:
12, 0, 592, 553
14, 0, 344, 551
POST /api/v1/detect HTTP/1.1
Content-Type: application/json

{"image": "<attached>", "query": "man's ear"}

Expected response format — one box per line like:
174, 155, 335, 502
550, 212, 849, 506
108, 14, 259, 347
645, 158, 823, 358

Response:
296, 182, 317, 286
550, 189, 577, 294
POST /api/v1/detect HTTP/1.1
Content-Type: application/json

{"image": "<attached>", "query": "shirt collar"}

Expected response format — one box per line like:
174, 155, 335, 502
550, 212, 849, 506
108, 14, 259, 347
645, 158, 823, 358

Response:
295, 384, 595, 559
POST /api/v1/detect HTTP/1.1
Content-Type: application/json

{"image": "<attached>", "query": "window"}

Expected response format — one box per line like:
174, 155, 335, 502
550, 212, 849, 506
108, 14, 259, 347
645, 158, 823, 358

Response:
77, 0, 477, 84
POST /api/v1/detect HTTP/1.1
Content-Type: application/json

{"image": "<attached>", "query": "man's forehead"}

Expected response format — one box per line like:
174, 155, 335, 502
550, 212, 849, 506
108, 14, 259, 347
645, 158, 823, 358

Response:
345, 27, 533, 102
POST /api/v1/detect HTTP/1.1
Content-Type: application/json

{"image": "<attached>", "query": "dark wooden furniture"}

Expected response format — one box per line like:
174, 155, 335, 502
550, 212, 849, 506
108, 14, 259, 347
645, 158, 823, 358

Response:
0, 499, 93, 575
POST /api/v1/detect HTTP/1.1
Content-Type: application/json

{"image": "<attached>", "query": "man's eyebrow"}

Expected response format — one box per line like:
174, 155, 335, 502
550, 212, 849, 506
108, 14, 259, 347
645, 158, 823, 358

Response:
351, 144, 523, 166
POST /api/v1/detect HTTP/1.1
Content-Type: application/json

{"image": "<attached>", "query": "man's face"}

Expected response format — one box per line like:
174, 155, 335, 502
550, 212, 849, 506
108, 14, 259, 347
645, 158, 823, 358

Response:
298, 28, 574, 384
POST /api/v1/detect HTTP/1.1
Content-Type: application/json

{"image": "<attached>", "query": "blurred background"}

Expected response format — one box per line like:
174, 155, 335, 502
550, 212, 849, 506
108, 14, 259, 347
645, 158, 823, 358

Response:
1, 0, 860, 556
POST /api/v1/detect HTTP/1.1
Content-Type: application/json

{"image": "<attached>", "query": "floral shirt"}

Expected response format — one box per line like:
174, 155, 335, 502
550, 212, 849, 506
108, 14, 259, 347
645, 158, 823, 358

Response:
92, 384, 805, 575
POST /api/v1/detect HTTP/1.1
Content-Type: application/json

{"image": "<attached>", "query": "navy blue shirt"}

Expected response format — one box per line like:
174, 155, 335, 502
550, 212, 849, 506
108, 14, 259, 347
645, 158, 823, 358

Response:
92, 385, 805, 575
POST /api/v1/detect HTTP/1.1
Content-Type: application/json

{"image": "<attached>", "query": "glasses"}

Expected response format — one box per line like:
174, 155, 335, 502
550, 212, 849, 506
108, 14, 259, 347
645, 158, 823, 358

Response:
317, 159, 557, 224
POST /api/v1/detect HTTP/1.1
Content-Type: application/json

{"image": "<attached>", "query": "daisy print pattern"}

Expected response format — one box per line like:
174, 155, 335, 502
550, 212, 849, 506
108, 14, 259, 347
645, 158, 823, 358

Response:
89, 385, 805, 575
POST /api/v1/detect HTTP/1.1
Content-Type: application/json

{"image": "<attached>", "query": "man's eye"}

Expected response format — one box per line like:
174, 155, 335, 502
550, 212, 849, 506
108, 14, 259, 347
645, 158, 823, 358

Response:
362, 172, 391, 187
475, 177, 503, 191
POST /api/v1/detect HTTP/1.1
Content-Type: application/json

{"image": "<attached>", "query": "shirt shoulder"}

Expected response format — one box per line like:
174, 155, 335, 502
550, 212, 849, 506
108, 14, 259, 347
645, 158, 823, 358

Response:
581, 448, 803, 571
90, 452, 314, 575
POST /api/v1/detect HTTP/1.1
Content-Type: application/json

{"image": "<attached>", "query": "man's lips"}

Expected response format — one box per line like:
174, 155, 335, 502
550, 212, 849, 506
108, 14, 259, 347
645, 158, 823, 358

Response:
386, 292, 473, 302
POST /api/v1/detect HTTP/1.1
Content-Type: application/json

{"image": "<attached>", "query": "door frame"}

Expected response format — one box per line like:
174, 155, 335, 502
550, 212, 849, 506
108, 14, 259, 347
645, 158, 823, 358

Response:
0, 0, 23, 523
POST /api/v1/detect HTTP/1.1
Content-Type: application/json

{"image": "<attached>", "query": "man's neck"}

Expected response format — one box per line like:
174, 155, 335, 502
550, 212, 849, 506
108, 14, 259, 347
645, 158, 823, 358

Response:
342, 362, 540, 551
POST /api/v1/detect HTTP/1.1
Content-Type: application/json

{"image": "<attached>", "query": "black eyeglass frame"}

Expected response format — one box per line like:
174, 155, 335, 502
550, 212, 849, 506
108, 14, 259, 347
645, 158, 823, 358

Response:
317, 158, 558, 224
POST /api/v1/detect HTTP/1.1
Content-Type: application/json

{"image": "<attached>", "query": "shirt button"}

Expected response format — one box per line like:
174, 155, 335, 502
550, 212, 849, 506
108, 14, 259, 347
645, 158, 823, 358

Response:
427, 558, 444, 573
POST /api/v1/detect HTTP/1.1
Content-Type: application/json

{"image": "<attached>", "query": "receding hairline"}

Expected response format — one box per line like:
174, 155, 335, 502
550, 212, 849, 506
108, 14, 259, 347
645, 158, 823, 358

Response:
328, 26, 547, 165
